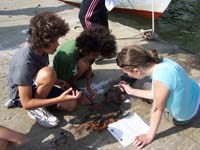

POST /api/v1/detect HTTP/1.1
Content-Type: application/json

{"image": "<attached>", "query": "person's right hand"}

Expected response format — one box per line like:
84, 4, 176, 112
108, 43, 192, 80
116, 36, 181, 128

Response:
59, 87, 82, 101
119, 80, 127, 92
119, 81, 135, 95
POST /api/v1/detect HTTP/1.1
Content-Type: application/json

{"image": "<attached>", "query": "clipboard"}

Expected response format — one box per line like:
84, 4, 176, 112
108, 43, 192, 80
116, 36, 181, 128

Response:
107, 113, 149, 147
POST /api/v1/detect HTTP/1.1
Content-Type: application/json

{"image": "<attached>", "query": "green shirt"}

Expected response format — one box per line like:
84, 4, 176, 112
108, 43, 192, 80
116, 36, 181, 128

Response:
53, 40, 77, 81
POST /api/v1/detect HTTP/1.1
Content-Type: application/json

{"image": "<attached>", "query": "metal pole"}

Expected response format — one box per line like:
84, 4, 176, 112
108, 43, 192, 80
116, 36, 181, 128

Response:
152, 0, 155, 33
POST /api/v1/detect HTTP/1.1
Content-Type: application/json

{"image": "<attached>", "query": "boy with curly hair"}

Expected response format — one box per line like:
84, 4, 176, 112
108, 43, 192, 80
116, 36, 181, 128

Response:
53, 26, 116, 106
7, 12, 82, 128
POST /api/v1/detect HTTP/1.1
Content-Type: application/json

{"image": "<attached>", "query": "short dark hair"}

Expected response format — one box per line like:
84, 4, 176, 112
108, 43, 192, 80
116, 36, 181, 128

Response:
28, 12, 69, 49
76, 26, 117, 58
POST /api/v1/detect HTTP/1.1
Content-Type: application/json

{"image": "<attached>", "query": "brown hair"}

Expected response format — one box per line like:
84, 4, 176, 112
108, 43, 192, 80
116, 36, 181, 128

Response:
116, 45, 162, 68
28, 12, 69, 50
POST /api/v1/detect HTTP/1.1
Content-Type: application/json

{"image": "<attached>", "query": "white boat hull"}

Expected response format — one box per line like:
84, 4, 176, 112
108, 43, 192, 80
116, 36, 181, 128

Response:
59, 0, 171, 19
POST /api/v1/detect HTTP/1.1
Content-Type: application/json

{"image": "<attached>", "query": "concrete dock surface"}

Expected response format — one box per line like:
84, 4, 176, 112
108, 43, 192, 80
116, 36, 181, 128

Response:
1, 0, 200, 149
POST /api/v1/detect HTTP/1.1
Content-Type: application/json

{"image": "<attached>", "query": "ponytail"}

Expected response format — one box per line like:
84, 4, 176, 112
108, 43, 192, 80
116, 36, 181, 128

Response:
148, 49, 162, 64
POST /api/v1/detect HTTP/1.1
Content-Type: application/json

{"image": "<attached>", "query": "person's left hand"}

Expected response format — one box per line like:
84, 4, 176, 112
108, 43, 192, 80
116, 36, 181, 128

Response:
132, 134, 154, 149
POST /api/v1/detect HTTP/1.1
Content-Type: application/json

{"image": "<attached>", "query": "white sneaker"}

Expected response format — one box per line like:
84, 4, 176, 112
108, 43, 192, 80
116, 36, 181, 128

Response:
27, 108, 59, 128
4, 99, 14, 108
4, 99, 22, 108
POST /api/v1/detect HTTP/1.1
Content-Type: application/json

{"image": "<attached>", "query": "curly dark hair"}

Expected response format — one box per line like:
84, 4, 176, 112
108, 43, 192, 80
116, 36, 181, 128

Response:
28, 12, 69, 49
76, 26, 117, 58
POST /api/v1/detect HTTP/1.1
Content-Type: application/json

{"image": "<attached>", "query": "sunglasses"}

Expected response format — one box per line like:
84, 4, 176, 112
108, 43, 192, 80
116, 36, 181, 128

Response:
116, 58, 134, 68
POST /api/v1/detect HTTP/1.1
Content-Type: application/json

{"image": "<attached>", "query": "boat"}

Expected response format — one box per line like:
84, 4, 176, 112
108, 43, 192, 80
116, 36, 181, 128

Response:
59, 0, 171, 19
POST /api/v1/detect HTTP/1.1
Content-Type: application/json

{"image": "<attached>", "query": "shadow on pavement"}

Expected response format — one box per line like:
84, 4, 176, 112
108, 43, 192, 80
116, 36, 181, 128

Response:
0, 25, 28, 50
156, 116, 200, 141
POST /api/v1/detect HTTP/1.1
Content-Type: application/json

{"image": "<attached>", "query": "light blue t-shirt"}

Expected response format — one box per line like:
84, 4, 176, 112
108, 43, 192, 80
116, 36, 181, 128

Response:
152, 58, 200, 121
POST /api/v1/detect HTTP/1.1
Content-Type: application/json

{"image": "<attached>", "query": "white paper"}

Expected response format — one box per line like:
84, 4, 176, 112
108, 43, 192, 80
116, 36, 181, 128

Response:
79, 78, 112, 94
107, 113, 149, 147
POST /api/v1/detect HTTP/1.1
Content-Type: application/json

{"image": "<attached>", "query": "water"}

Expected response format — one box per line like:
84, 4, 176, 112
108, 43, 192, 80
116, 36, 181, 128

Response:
158, 0, 200, 54
109, 0, 200, 55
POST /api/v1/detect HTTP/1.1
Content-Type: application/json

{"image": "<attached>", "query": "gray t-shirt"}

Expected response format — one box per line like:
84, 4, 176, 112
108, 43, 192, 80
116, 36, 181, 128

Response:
8, 42, 49, 100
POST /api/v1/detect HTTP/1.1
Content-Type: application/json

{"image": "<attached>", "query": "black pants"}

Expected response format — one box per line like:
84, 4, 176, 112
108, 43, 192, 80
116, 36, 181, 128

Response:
79, 0, 108, 29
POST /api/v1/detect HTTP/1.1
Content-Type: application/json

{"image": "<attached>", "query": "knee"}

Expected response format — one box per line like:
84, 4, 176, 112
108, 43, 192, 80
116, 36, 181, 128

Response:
35, 66, 57, 85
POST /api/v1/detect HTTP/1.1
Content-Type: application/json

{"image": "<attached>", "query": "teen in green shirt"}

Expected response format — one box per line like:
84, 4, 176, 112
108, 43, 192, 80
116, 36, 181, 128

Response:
53, 26, 116, 106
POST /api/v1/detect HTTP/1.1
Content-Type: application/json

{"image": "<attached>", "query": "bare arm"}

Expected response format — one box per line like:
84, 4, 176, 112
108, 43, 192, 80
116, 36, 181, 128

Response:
133, 80, 169, 149
74, 59, 89, 79
84, 67, 94, 97
18, 86, 81, 110
130, 88, 152, 99
120, 83, 153, 99
148, 81, 169, 136
75, 59, 95, 98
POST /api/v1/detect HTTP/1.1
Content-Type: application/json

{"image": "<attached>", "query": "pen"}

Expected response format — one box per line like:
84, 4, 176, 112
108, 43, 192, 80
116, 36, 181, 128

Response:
113, 84, 120, 87
113, 83, 129, 88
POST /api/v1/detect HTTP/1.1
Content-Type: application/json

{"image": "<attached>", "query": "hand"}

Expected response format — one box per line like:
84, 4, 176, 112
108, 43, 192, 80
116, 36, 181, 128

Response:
119, 80, 126, 92
59, 87, 82, 101
120, 82, 134, 95
132, 134, 154, 149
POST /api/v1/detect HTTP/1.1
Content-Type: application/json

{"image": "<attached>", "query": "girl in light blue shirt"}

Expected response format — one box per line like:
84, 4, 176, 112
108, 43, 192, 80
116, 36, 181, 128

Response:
116, 46, 200, 149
